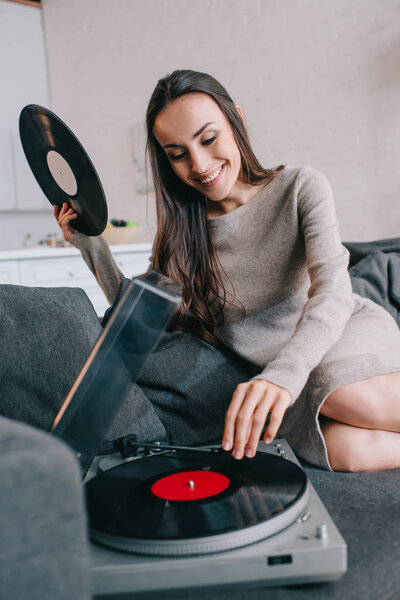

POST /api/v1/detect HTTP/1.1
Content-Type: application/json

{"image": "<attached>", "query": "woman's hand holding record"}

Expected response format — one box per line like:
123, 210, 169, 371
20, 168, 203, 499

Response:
54, 203, 79, 243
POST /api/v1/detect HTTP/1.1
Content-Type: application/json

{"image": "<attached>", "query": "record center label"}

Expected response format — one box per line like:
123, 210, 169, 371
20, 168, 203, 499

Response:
151, 470, 230, 501
46, 150, 78, 196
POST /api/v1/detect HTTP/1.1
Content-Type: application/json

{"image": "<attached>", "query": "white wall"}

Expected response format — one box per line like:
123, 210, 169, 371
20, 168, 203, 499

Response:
0, 0, 58, 249
41, 0, 400, 243
2, 0, 400, 249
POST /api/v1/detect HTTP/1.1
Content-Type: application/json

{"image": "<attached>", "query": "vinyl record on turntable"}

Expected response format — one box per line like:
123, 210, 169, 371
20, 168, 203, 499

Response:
19, 104, 107, 236
85, 449, 309, 556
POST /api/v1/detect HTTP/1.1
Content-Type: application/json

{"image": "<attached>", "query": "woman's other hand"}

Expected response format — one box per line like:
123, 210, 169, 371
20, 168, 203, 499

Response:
54, 203, 78, 243
222, 379, 292, 459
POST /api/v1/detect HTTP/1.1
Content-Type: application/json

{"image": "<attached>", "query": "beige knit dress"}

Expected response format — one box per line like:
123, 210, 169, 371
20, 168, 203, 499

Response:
72, 165, 400, 469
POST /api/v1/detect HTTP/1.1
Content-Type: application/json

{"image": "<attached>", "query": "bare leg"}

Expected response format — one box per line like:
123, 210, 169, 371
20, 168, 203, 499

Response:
320, 417, 400, 472
320, 371, 400, 432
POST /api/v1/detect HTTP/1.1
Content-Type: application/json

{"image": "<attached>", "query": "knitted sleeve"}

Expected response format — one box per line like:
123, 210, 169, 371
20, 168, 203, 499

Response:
251, 166, 355, 403
69, 233, 126, 305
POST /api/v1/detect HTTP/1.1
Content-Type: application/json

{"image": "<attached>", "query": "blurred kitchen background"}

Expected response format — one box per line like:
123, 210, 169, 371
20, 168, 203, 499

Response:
0, 0, 399, 251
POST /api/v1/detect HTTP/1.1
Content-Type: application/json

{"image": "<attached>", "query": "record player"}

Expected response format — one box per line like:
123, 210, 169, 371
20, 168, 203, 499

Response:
20, 106, 346, 597
85, 438, 346, 598
49, 273, 346, 598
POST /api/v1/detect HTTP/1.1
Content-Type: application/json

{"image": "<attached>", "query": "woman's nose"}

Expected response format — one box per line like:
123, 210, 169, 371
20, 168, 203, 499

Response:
190, 149, 210, 175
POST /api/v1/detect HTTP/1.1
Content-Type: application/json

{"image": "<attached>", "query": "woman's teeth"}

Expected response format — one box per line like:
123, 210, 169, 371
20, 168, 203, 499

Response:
199, 164, 224, 184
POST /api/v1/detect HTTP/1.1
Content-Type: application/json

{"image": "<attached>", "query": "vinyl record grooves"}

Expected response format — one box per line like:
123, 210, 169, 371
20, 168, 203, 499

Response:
85, 450, 309, 556
19, 104, 107, 236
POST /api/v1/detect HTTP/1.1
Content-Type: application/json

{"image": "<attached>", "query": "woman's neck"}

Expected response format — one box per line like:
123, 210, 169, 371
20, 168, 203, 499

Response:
206, 180, 267, 217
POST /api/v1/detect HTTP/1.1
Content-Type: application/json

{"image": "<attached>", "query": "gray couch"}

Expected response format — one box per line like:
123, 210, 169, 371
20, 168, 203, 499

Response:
0, 270, 399, 600
0, 286, 99, 600
0, 415, 91, 600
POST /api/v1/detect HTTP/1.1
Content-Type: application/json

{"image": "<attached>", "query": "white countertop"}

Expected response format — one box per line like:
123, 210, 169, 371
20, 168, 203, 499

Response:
0, 242, 153, 261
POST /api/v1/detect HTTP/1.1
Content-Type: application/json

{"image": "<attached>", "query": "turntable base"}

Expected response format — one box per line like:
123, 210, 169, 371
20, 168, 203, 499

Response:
86, 440, 346, 598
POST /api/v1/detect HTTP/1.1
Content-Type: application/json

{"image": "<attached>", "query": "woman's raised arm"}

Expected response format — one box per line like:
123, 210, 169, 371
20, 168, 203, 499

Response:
54, 203, 125, 305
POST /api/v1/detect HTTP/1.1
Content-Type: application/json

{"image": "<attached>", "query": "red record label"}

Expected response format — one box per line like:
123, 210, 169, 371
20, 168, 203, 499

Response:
151, 470, 230, 501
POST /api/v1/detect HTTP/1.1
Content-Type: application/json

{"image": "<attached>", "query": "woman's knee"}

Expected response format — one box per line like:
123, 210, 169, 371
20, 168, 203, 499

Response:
320, 418, 353, 471
320, 417, 375, 472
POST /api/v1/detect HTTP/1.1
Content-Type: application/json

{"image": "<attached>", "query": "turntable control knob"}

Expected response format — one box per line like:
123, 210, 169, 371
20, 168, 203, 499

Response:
316, 524, 328, 540
187, 480, 195, 488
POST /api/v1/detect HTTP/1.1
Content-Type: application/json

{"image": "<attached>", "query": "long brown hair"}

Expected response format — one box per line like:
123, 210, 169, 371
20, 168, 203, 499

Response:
146, 69, 285, 346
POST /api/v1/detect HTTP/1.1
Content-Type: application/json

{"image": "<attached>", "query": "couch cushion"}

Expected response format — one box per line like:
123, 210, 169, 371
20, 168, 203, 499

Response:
0, 284, 167, 445
0, 285, 102, 431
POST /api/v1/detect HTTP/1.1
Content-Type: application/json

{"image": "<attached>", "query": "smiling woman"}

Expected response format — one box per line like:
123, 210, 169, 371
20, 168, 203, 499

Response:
145, 72, 285, 347
57, 69, 400, 473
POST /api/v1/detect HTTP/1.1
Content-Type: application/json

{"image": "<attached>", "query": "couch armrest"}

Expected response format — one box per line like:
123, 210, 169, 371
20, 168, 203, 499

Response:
0, 416, 91, 600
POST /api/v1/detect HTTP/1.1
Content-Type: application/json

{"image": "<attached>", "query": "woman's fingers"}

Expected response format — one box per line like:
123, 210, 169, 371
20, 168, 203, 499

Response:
54, 203, 78, 242
55, 202, 68, 220
244, 395, 275, 458
263, 398, 290, 444
223, 381, 268, 459
222, 383, 248, 452
59, 210, 78, 227
231, 382, 269, 459
223, 379, 292, 460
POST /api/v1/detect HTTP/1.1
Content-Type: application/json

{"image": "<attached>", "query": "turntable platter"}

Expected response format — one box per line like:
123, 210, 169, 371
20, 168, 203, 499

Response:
85, 449, 309, 556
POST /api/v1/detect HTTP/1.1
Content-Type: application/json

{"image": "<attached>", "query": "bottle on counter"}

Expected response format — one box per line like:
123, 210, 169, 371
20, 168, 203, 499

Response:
47, 233, 58, 248
23, 233, 33, 248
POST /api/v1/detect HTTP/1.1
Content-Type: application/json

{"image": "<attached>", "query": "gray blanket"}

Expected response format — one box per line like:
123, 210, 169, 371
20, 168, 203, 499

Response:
345, 237, 400, 327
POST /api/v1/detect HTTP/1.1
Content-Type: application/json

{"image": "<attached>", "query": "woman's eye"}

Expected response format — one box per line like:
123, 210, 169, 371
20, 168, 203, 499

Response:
168, 135, 216, 161
169, 152, 186, 161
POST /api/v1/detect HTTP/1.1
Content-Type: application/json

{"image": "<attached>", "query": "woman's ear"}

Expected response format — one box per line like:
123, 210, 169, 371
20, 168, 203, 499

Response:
235, 104, 246, 127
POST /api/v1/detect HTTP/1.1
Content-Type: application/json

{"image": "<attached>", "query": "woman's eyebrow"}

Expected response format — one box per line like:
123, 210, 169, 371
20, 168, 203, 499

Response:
163, 122, 215, 149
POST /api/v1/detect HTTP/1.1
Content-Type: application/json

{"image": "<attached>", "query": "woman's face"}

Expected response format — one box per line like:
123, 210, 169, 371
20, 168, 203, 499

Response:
153, 93, 243, 202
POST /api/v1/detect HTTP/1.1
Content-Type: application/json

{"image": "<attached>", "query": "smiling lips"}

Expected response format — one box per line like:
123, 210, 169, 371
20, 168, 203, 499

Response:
198, 163, 225, 186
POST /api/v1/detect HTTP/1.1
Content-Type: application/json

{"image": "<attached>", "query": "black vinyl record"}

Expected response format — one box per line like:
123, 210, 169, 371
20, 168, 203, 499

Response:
19, 104, 107, 236
85, 450, 308, 555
